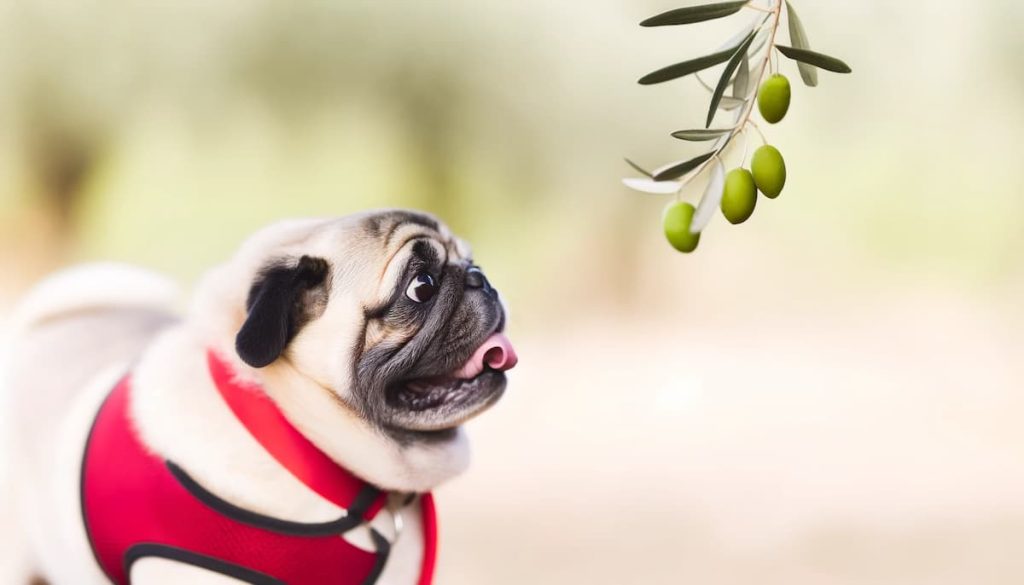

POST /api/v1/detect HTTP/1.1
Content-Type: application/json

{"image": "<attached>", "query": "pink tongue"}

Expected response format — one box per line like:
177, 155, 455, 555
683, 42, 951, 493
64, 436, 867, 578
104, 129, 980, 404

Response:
453, 332, 518, 379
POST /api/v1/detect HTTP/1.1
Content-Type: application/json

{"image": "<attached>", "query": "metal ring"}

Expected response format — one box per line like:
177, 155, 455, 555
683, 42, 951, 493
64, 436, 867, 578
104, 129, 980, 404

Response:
382, 503, 404, 545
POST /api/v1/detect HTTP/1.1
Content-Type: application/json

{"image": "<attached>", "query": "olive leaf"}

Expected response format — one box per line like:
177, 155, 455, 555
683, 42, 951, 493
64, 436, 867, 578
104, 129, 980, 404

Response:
690, 158, 725, 234
785, 1, 818, 86
624, 158, 653, 178
718, 96, 745, 110
717, 13, 764, 51
672, 128, 732, 141
776, 45, 852, 74
641, 1, 749, 27
622, 177, 683, 194
652, 151, 715, 181
706, 30, 756, 127
732, 54, 750, 98
749, 26, 771, 56
639, 46, 736, 85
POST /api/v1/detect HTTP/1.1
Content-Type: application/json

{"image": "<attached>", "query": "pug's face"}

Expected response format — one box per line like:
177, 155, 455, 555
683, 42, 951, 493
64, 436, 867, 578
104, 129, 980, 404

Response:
233, 210, 516, 442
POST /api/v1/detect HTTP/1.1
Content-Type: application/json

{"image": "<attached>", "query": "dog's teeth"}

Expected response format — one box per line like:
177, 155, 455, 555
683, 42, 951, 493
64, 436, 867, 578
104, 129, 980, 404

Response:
407, 383, 430, 394
394, 376, 473, 412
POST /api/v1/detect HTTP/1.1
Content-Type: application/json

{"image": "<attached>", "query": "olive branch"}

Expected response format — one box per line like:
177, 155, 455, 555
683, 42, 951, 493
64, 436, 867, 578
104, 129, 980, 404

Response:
624, 0, 851, 252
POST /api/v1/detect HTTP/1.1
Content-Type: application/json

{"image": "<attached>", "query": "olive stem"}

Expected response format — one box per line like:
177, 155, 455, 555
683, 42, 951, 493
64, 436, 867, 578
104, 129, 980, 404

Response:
747, 118, 769, 146
739, 127, 751, 164
672, 1, 782, 199
735, 1, 782, 142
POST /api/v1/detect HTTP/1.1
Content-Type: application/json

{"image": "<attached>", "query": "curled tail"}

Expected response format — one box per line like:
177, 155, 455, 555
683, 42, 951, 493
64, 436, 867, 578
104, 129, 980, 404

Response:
10, 263, 181, 334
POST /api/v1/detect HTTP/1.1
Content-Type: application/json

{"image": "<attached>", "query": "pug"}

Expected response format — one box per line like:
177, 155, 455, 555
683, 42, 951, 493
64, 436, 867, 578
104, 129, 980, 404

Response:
2, 209, 517, 585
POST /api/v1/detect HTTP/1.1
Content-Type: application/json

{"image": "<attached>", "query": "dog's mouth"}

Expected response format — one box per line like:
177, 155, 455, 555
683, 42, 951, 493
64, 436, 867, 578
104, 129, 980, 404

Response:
389, 370, 506, 413
385, 333, 517, 432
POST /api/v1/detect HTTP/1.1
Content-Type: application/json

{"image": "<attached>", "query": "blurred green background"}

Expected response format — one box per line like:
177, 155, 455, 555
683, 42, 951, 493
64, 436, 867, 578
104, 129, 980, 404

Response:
1, 0, 1022, 583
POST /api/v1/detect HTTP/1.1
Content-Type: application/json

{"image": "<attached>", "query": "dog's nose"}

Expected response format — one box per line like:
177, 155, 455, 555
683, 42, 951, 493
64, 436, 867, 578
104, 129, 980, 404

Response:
465, 267, 490, 291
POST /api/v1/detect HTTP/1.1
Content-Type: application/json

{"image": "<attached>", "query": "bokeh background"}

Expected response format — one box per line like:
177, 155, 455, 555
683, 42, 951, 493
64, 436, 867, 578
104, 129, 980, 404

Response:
1, 0, 1023, 583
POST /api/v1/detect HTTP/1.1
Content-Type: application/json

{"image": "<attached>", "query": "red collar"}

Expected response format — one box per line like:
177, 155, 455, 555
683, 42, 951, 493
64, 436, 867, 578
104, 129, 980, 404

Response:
206, 350, 387, 520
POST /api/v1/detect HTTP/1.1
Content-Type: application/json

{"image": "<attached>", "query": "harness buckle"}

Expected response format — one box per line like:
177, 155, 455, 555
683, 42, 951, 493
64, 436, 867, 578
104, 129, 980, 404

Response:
382, 501, 405, 546
360, 494, 410, 548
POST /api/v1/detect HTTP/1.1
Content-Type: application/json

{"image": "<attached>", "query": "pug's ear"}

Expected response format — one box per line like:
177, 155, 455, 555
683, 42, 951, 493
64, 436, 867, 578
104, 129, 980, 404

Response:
235, 255, 330, 368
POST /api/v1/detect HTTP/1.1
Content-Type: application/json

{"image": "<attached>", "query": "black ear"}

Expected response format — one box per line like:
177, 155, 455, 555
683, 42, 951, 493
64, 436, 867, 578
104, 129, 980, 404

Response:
235, 255, 330, 368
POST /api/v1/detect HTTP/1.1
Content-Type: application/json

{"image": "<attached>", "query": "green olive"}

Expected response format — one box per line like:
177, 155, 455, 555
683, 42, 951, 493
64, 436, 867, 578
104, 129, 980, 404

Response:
663, 201, 700, 253
751, 145, 786, 199
721, 168, 757, 224
757, 74, 791, 124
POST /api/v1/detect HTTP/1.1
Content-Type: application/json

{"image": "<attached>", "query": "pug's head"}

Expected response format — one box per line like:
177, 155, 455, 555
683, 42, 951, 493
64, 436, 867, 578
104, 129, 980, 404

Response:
219, 210, 516, 446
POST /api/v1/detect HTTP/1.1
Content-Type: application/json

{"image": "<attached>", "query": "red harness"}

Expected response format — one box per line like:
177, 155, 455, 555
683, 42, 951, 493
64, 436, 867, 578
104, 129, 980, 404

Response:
81, 351, 437, 585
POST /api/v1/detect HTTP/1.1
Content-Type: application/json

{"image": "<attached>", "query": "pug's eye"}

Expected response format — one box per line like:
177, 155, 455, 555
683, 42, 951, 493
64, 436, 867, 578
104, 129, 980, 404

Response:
406, 273, 437, 303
